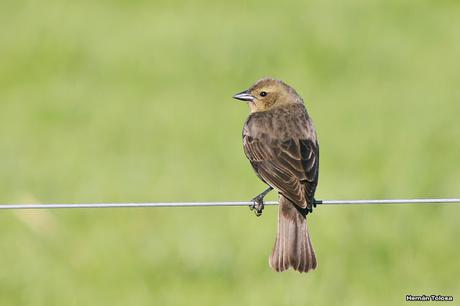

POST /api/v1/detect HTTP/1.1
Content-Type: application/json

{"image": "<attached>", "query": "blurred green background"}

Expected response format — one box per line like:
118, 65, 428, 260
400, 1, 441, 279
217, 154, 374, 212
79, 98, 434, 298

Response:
1, 0, 460, 305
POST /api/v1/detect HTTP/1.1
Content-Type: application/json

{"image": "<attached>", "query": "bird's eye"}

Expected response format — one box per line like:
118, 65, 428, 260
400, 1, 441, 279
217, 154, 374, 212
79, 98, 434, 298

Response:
260, 91, 267, 97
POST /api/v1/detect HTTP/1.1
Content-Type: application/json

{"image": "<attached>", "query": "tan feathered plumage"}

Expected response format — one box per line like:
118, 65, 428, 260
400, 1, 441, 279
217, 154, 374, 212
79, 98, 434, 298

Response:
236, 78, 319, 273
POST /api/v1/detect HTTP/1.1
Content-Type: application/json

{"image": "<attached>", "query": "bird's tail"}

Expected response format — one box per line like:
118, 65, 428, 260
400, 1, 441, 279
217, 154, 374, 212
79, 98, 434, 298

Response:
269, 195, 317, 273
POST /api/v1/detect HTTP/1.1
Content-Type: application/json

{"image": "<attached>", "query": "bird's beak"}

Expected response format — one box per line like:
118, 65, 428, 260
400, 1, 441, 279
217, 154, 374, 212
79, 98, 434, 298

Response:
233, 90, 254, 102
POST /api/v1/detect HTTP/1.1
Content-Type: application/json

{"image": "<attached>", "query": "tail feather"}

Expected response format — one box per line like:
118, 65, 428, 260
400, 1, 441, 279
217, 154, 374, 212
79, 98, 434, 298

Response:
269, 195, 317, 273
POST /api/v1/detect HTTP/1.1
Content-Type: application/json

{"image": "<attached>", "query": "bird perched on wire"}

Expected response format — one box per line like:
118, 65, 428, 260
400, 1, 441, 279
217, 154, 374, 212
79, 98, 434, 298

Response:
233, 78, 319, 273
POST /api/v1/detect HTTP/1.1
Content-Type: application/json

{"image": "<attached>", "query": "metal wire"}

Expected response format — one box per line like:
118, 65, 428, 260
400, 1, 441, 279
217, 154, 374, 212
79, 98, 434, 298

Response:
0, 198, 459, 210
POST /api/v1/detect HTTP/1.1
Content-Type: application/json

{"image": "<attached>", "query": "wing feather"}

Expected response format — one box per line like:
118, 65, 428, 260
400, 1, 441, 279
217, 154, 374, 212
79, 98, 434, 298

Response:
243, 135, 318, 209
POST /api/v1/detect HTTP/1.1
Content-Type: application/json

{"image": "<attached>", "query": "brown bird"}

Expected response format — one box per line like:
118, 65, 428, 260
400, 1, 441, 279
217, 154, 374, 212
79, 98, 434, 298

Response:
233, 78, 319, 273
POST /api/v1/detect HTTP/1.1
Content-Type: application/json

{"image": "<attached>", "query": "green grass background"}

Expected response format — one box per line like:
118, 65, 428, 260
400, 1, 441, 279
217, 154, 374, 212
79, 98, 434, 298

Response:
1, 0, 460, 305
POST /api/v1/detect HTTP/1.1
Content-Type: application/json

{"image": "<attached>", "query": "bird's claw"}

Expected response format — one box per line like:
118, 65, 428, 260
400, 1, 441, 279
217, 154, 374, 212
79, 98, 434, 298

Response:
312, 198, 318, 208
249, 196, 264, 217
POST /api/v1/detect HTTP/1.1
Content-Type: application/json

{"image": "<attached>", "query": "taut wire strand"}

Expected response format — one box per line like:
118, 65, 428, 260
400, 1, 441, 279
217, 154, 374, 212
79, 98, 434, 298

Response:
0, 198, 460, 210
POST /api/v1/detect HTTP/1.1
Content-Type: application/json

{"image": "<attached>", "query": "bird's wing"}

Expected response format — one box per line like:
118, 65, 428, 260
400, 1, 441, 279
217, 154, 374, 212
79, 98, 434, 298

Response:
243, 134, 319, 209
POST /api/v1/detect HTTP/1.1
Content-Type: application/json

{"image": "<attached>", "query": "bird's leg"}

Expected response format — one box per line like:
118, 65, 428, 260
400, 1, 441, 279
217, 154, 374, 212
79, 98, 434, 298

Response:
250, 186, 273, 217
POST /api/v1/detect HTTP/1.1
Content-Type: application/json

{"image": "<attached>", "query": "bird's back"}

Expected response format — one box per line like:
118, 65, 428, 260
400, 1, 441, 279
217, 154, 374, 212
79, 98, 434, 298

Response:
242, 103, 319, 210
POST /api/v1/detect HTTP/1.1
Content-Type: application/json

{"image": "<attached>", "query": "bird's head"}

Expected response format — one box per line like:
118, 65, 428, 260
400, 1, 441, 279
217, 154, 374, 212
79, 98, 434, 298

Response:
233, 78, 303, 113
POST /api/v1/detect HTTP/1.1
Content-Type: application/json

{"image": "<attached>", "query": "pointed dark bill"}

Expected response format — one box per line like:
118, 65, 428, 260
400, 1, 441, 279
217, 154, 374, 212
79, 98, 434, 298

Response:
233, 90, 254, 102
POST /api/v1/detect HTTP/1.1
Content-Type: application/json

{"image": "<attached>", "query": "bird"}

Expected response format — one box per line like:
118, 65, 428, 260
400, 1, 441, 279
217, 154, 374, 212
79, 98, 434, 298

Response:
233, 78, 319, 273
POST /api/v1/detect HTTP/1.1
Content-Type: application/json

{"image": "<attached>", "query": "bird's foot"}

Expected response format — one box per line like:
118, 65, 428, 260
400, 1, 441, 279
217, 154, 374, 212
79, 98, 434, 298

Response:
312, 198, 319, 208
249, 186, 273, 217
249, 195, 264, 217
305, 198, 319, 215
